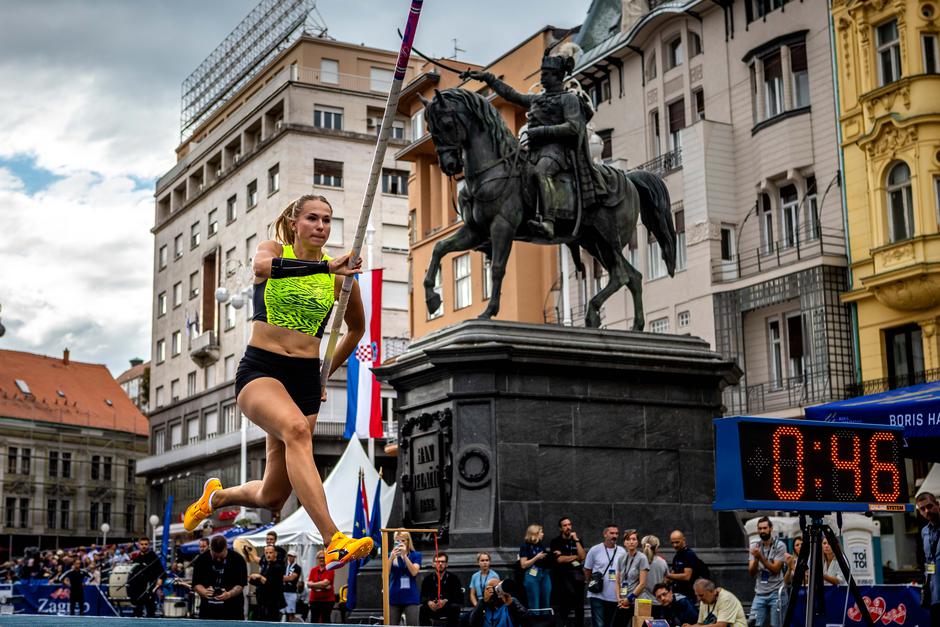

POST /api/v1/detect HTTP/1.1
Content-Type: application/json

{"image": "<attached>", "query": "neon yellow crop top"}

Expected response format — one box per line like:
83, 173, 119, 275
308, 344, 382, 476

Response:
252, 245, 335, 338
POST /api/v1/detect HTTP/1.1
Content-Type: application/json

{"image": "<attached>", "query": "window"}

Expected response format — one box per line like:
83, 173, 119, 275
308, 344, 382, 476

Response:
189, 222, 201, 250
694, 89, 705, 121
225, 246, 237, 277
649, 318, 670, 334
599, 129, 613, 160
371, 67, 393, 92
47, 499, 57, 529
751, 0, 783, 19
924, 34, 939, 74
173, 282, 183, 307
49, 451, 59, 477
667, 100, 685, 151
383, 224, 409, 251
189, 271, 200, 299
7, 447, 17, 474
205, 365, 216, 389
650, 110, 661, 157
125, 503, 135, 531
689, 32, 703, 58
411, 109, 425, 141
208, 209, 218, 237
103, 456, 112, 481
158, 245, 167, 270
90, 502, 99, 528
187, 415, 200, 444
768, 318, 783, 388
59, 500, 70, 529
225, 302, 236, 330
154, 427, 166, 455
763, 51, 784, 118
790, 43, 810, 108
268, 164, 280, 194
157, 291, 167, 317
314, 159, 343, 187
674, 209, 686, 270
5, 497, 14, 528
187, 371, 196, 396
780, 184, 800, 248
327, 217, 344, 247
648, 237, 666, 280
155, 385, 165, 407
174, 233, 183, 259
482, 256, 492, 300
885, 324, 925, 388
170, 378, 180, 401
170, 422, 183, 450
806, 176, 820, 240
226, 195, 237, 223
428, 268, 443, 319
206, 408, 219, 438
320, 58, 339, 84
19, 449, 30, 475
61, 452, 71, 478
887, 162, 914, 242
678, 311, 691, 328
392, 120, 405, 140
666, 36, 684, 70
877, 20, 902, 86
18, 498, 28, 528
314, 106, 344, 130
156, 339, 166, 364
247, 180, 258, 209
382, 169, 409, 195
383, 280, 409, 310
787, 313, 806, 382
222, 404, 238, 433
91, 454, 100, 480
127, 459, 136, 484
749, 64, 759, 124
224, 354, 236, 381
454, 254, 472, 310
593, 76, 611, 107
646, 52, 657, 80
761, 194, 774, 254
246, 234, 257, 265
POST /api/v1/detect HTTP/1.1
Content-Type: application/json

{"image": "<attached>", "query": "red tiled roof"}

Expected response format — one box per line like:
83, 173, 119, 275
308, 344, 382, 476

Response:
0, 349, 148, 436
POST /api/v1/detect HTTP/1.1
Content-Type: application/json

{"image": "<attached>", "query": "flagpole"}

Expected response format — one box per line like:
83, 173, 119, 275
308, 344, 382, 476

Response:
319, 0, 425, 392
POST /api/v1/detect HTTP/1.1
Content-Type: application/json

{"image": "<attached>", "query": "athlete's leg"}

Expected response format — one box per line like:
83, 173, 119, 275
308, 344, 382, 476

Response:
209, 432, 290, 512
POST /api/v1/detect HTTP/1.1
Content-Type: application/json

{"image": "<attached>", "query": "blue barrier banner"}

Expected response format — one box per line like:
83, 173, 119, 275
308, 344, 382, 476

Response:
788, 585, 928, 626
13, 582, 119, 616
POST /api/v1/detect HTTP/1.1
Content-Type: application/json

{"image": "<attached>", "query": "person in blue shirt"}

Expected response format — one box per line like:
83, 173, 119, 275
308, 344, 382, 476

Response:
470, 552, 502, 607
916, 491, 940, 625
652, 582, 698, 626
519, 524, 552, 610
388, 531, 422, 625
469, 577, 529, 627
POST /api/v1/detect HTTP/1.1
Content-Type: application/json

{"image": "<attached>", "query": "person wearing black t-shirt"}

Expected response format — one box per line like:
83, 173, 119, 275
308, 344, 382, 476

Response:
130, 538, 164, 617
550, 517, 587, 627
250, 545, 286, 621
282, 549, 303, 621
193, 535, 248, 620
665, 530, 698, 601
57, 560, 90, 615
420, 552, 463, 627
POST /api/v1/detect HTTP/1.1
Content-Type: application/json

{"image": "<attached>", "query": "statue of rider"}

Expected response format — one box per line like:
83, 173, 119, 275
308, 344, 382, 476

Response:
462, 50, 608, 239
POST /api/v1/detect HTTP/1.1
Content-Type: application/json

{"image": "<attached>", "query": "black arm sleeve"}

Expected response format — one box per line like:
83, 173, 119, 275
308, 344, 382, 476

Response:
270, 257, 330, 278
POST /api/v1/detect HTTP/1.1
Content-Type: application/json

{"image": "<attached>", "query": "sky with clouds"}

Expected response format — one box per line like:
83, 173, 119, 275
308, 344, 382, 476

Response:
0, 0, 587, 376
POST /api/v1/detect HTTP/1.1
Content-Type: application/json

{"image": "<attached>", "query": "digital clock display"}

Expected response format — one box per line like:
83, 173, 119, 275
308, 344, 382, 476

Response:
738, 421, 907, 504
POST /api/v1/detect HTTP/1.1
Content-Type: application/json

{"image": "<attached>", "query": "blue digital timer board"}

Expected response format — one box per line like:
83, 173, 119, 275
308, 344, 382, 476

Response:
714, 416, 911, 513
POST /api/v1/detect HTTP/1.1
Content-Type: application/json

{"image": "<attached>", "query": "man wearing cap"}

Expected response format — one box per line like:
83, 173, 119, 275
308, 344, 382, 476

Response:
282, 549, 303, 622
462, 47, 607, 240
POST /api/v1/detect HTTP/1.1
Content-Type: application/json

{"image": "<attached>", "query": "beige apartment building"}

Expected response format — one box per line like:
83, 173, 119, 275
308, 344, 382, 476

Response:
142, 8, 417, 523
567, 0, 853, 416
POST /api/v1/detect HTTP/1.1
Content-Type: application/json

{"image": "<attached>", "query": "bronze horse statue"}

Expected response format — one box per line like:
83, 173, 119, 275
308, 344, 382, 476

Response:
419, 87, 676, 330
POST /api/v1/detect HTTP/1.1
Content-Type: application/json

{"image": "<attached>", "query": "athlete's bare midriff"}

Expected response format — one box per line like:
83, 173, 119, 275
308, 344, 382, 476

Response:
248, 320, 321, 358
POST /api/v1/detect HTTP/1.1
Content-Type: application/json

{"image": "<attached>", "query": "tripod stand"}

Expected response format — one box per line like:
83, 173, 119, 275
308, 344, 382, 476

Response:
781, 513, 874, 627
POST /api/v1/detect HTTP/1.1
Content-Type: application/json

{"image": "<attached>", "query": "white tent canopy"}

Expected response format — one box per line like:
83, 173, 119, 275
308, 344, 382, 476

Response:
240, 437, 396, 550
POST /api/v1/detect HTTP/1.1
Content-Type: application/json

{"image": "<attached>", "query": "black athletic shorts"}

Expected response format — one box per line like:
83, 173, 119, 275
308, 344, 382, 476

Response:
235, 346, 322, 416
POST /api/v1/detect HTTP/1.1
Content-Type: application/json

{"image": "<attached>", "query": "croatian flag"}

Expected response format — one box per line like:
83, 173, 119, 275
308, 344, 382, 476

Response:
344, 269, 384, 439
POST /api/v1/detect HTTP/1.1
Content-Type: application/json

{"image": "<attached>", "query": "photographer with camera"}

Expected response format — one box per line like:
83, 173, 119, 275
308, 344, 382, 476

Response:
470, 577, 530, 627
193, 534, 248, 620
389, 531, 422, 626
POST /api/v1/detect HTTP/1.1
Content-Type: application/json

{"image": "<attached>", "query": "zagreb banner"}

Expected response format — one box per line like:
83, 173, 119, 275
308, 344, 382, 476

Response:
13, 582, 119, 616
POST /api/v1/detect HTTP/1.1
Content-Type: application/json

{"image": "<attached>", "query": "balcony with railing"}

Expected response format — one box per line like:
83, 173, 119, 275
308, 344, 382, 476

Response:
844, 368, 940, 398
712, 224, 846, 284
635, 148, 682, 177
725, 367, 845, 415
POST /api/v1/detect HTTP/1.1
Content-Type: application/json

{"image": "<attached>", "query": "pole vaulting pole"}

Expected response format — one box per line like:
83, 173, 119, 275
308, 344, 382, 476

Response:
320, 0, 425, 388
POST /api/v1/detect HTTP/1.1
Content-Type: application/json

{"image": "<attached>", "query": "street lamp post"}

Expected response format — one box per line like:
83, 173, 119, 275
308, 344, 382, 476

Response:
100, 522, 110, 546
149, 514, 160, 546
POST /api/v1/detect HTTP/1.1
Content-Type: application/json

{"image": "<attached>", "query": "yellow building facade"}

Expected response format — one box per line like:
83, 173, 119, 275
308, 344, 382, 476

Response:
834, 0, 940, 387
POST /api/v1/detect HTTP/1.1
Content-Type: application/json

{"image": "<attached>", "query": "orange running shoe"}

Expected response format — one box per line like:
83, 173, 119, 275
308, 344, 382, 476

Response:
324, 531, 374, 571
183, 477, 222, 531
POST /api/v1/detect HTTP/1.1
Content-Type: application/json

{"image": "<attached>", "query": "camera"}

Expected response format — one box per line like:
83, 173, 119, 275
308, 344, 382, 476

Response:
494, 579, 517, 597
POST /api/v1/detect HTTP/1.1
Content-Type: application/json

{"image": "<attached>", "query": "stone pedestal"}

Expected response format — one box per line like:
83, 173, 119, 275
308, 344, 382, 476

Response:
374, 320, 742, 551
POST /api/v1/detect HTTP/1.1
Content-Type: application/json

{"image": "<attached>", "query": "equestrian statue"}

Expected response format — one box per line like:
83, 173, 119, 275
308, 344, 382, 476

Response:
419, 44, 677, 330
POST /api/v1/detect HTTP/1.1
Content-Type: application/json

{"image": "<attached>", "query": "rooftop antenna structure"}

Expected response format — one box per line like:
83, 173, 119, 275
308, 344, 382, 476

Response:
179, 0, 331, 141
449, 38, 465, 60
